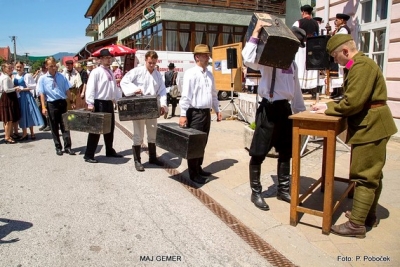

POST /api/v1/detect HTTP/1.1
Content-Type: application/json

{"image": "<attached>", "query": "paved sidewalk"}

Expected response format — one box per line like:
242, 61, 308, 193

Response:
117, 100, 400, 267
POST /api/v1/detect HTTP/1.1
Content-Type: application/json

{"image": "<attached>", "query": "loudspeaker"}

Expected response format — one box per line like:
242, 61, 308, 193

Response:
227, 48, 238, 69
306, 36, 331, 70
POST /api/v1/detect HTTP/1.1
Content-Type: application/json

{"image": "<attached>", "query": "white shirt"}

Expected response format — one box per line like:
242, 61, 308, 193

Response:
35, 70, 47, 96
120, 65, 167, 107
336, 27, 350, 34
0, 73, 15, 93
179, 65, 220, 117
62, 68, 82, 89
242, 40, 306, 114
85, 65, 120, 106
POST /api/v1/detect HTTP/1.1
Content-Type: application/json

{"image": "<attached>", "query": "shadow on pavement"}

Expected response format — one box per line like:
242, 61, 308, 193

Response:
0, 218, 33, 244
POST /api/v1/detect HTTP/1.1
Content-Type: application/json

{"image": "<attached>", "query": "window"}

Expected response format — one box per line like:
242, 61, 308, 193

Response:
179, 23, 191, 52
165, 22, 178, 51
359, 0, 389, 70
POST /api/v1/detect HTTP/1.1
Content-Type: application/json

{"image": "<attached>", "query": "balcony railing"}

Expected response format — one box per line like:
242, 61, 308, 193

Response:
86, 23, 99, 37
103, 0, 286, 38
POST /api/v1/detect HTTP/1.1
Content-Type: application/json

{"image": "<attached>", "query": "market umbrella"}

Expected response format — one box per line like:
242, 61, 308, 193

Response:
91, 44, 136, 57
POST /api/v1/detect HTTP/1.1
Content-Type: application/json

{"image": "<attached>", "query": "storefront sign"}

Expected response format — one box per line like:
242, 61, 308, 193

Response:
141, 20, 151, 29
143, 6, 156, 20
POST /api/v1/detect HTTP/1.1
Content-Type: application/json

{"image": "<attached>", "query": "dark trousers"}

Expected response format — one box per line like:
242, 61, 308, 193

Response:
167, 93, 178, 108
84, 100, 115, 158
250, 99, 293, 166
47, 99, 71, 150
186, 108, 211, 177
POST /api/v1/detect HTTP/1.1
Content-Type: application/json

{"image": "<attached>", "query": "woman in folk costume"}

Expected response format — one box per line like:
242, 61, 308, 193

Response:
0, 63, 21, 143
13, 61, 44, 140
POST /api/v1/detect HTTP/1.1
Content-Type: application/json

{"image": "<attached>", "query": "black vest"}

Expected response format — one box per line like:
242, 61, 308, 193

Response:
298, 18, 319, 37
164, 70, 176, 87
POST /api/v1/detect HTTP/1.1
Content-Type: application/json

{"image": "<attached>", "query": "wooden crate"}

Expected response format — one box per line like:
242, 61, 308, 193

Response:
62, 110, 111, 134
117, 95, 160, 121
156, 123, 207, 159
246, 12, 300, 69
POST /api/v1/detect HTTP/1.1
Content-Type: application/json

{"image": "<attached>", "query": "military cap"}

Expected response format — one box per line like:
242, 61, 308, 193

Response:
336, 13, 350, 21
301, 5, 313, 13
313, 17, 323, 23
326, 34, 353, 54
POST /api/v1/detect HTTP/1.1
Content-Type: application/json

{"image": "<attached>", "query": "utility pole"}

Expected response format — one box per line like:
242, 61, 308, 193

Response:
25, 52, 29, 64
9, 36, 17, 63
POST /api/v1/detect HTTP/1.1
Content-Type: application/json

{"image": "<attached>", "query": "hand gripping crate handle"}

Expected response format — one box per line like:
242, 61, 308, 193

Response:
86, 112, 91, 125
262, 18, 280, 27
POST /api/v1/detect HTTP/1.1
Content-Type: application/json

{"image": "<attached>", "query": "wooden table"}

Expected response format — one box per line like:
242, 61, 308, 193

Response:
289, 111, 354, 235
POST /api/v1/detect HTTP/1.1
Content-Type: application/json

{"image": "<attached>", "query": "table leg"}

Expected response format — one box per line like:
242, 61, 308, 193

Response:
321, 137, 327, 192
322, 129, 336, 234
290, 127, 301, 226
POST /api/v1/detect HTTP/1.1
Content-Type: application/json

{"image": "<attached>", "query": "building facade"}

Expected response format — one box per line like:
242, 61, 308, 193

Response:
316, 0, 400, 132
0, 47, 11, 62
76, 0, 286, 59
77, 0, 400, 132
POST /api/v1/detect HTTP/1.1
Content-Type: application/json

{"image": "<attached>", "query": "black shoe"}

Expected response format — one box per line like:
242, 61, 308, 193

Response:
251, 193, 270, 211
56, 149, 63, 156
19, 135, 28, 141
84, 156, 98, 163
199, 168, 212, 176
39, 125, 46, 131
11, 134, 21, 139
43, 126, 51, 131
65, 148, 76, 155
190, 175, 209, 184
277, 193, 291, 203
106, 152, 123, 158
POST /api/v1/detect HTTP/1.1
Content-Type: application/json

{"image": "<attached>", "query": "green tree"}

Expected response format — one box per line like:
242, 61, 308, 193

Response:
31, 60, 44, 72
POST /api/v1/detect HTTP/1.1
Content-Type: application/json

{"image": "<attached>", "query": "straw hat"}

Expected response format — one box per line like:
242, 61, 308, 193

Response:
193, 44, 210, 54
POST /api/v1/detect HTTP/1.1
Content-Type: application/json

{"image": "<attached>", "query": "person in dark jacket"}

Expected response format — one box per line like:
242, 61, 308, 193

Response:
164, 63, 178, 118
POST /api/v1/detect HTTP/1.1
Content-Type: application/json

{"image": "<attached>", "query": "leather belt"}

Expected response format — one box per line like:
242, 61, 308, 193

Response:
365, 100, 386, 109
189, 108, 210, 112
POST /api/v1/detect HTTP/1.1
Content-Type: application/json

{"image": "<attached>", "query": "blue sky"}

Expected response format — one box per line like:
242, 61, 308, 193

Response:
0, 0, 92, 56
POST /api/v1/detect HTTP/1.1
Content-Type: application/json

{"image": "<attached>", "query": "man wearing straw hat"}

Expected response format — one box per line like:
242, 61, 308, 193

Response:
179, 44, 222, 184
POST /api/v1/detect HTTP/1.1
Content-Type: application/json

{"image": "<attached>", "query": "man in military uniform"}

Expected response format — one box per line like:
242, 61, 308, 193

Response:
312, 34, 397, 238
